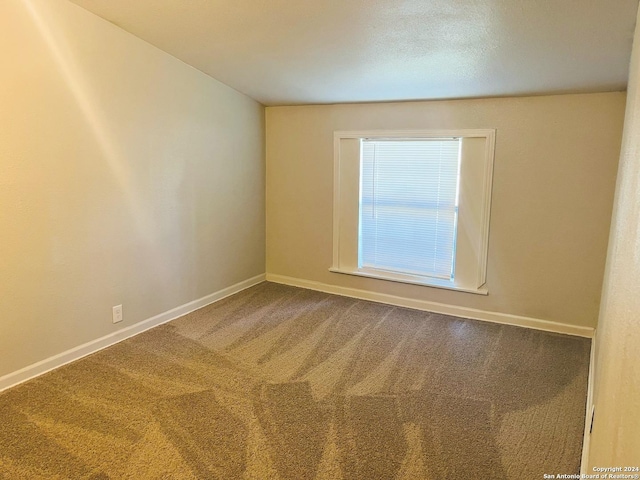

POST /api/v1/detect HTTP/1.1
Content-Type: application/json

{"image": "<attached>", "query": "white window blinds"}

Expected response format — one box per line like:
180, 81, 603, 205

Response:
359, 138, 461, 279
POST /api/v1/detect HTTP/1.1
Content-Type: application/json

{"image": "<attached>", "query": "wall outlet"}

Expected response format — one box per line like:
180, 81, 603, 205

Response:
112, 304, 123, 324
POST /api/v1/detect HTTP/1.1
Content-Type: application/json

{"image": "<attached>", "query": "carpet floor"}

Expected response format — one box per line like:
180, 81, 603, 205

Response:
0, 282, 590, 479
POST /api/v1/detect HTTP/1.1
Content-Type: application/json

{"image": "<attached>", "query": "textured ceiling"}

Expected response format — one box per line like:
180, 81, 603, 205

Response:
68, 0, 639, 106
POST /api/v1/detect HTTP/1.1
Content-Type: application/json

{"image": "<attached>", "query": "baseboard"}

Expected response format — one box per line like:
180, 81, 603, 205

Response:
0, 274, 266, 393
266, 274, 595, 338
580, 333, 597, 474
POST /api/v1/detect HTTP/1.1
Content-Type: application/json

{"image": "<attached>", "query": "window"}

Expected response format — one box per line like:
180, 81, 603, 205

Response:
360, 138, 461, 280
331, 129, 495, 295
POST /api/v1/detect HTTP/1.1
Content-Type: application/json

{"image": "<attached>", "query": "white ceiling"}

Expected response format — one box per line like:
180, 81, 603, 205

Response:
68, 0, 639, 106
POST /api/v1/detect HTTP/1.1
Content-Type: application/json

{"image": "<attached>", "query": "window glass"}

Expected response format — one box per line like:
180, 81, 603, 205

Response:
359, 139, 461, 279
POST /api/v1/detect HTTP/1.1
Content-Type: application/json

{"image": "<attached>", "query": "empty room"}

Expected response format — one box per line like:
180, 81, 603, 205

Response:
1, 0, 639, 478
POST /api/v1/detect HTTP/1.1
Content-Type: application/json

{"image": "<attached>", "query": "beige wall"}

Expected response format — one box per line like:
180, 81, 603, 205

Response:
0, 0, 265, 377
266, 93, 625, 328
588, 5, 640, 466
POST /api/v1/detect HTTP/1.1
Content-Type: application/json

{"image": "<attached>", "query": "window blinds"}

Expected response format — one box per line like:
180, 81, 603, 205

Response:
359, 139, 461, 279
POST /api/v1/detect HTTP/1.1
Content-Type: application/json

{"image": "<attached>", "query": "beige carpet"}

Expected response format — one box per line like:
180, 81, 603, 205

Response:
0, 282, 590, 479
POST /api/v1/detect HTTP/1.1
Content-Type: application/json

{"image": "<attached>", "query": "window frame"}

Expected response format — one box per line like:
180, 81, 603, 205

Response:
330, 129, 496, 295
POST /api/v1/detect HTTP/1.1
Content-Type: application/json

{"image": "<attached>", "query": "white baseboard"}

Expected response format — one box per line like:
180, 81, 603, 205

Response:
580, 333, 597, 474
0, 274, 266, 393
266, 274, 595, 338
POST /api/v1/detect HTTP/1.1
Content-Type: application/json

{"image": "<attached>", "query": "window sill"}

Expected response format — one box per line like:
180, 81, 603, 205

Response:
329, 267, 489, 295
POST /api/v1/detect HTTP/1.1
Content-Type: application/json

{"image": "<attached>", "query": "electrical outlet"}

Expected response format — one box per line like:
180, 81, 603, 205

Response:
112, 304, 123, 324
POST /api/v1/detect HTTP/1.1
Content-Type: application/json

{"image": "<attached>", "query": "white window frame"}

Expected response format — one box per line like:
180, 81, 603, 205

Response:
330, 129, 496, 295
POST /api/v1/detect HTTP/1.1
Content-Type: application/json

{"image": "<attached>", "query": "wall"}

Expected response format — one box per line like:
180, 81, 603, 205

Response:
266, 93, 625, 329
588, 5, 640, 466
0, 0, 265, 378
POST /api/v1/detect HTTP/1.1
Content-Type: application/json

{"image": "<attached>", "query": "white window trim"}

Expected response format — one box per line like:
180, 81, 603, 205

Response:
331, 129, 496, 295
